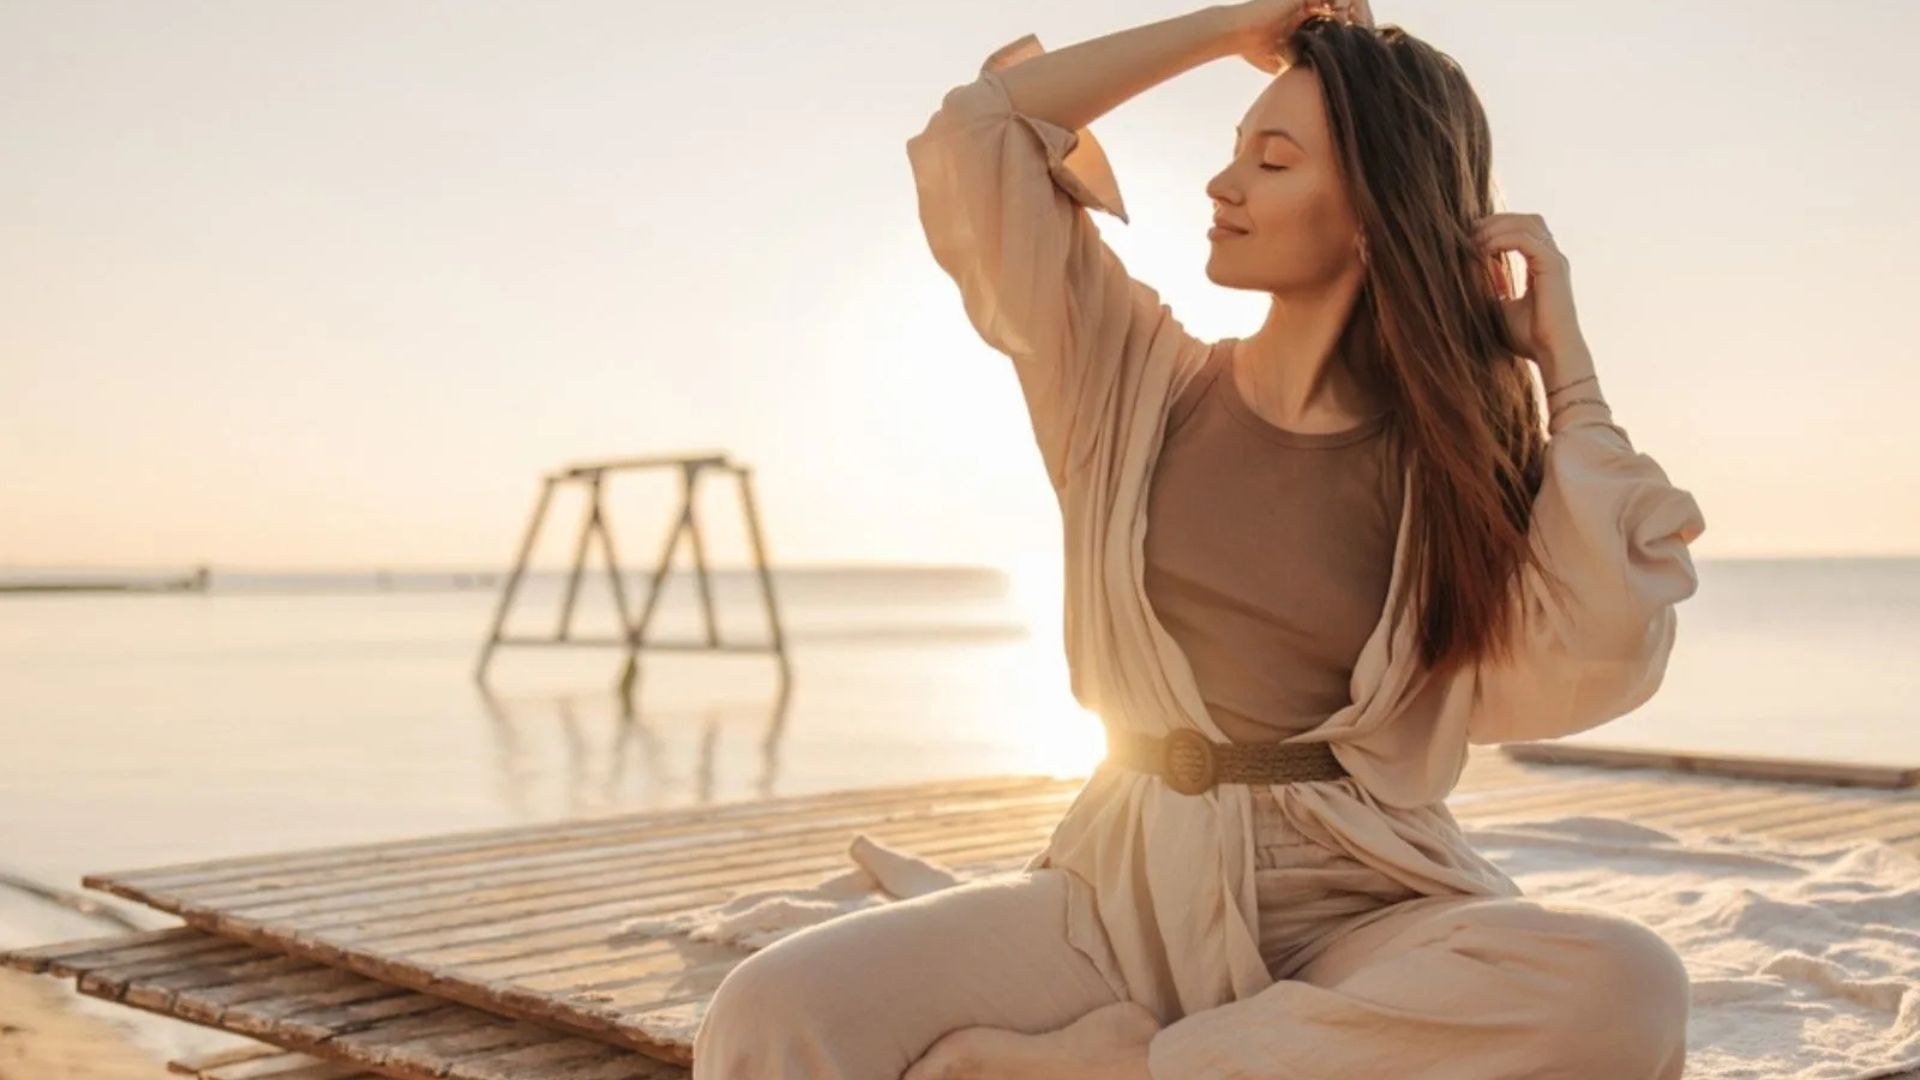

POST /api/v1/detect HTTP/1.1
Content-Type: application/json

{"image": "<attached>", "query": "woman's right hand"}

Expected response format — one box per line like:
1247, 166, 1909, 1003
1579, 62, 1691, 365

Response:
1225, 0, 1375, 74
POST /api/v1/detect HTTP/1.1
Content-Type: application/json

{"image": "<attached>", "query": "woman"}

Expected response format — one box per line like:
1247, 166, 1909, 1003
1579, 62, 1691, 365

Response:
694, 1, 1706, 1077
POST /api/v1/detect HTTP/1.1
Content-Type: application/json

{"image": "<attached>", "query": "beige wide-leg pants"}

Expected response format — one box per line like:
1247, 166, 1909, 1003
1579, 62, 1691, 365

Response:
692, 786, 1689, 1079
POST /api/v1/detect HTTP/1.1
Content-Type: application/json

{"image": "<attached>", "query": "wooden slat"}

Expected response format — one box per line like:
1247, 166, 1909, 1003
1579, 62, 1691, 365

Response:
97, 774, 1071, 897
1456, 747, 1547, 791
1456, 777, 1706, 819
1851, 808, 1920, 847
1462, 780, 1730, 826
170, 1042, 378, 1078
1676, 787, 1865, 829
1448, 773, 1634, 810
252, 811, 1052, 954
186, 791, 1074, 919
167, 1041, 281, 1075
1760, 796, 1920, 843
1458, 764, 1920, 869
29, 927, 686, 1078
1461, 760, 1920, 854
1641, 787, 1859, 832
2, 924, 208, 975
1502, 742, 1920, 788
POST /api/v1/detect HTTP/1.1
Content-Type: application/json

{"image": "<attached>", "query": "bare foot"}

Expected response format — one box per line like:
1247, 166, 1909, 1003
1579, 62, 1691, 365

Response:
902, 1000, 1161, 1080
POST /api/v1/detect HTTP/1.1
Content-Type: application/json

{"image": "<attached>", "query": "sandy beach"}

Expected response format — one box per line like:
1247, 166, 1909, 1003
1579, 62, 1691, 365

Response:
1, 898, 256, 1080
0, 968, 172, 1080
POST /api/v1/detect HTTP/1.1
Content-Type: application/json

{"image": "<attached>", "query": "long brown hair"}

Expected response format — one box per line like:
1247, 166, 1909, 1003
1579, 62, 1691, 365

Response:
1284, 17, 1568, 677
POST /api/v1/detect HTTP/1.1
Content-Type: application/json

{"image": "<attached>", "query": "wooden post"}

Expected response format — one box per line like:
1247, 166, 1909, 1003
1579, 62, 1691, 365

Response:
735, 464, 791, 686
474, 475, 557, 682
555, 474, 602, 641
684, 464, 720, 649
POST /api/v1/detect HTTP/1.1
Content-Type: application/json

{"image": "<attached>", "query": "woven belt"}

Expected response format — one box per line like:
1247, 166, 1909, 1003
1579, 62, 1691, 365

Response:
1103, 727, 1349, 795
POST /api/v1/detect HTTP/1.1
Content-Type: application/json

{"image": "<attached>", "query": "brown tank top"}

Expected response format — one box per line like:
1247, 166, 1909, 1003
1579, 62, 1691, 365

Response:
1144, 338, 1406, 744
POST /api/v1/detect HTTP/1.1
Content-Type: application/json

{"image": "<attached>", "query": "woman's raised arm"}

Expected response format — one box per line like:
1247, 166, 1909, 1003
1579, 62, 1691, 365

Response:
903, 10, 1249, 491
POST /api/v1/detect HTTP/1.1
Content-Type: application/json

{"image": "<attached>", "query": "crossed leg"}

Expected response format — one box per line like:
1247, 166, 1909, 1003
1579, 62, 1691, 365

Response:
1146, 893, 1691, 1080
694, 869, 1689, 1079
691, 866, 1126, 1079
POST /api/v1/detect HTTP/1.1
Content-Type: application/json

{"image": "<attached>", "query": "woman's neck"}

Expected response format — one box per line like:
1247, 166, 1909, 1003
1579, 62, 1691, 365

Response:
1232, 283, 1382, 432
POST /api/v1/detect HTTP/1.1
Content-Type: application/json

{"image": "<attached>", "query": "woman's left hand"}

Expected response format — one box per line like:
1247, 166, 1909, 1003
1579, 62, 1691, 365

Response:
1229, 0, 1377, 74
1473, 212, 1589, 378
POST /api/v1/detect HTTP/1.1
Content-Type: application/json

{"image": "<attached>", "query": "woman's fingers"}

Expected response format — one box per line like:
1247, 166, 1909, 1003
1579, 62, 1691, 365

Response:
1473, 211, 1553, 240
1473, 212, 1585, 362
1236, 0, 1374, 75
1473, 214, 1565, 267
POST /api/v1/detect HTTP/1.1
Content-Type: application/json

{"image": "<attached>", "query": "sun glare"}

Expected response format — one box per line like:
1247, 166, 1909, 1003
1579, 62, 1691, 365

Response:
1021, 703, 1109, 778
995, 547, 1108, 778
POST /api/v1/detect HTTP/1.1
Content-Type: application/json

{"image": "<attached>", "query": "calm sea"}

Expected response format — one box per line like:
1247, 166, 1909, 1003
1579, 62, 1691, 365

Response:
1, 557, 1914, 933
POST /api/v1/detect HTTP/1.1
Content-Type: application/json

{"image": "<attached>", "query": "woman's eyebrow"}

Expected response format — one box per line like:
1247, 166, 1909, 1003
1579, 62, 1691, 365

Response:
1234, 125, 1304, 148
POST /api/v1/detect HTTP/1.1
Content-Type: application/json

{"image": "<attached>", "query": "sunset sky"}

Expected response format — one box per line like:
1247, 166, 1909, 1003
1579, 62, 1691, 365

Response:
4, 0, 1915, 574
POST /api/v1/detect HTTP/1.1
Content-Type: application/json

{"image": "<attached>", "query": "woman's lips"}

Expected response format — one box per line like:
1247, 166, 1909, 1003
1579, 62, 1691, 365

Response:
1208, 225, 1247, 240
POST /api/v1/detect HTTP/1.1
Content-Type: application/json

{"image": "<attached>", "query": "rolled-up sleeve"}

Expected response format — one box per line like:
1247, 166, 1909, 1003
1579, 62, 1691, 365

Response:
905, 32, 1169, 491
1465, 399, 1708, 746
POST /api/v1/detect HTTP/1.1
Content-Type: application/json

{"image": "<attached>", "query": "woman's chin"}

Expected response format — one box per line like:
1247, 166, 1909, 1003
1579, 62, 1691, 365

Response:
1203, 261, 1244, 289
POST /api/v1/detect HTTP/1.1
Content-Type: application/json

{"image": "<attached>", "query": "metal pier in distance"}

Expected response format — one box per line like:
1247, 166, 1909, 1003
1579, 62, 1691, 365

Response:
474, 451, 789, 691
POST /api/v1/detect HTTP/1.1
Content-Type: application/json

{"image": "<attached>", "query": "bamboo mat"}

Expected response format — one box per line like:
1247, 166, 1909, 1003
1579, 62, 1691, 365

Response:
7, 748, 1918, 1080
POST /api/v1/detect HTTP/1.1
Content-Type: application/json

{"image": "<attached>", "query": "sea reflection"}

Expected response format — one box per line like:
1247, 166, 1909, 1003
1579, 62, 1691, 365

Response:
475, 665, 798, 819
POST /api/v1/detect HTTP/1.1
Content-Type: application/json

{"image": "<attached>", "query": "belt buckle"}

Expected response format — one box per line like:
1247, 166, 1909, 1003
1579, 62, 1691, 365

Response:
1162, 728, 1217, 795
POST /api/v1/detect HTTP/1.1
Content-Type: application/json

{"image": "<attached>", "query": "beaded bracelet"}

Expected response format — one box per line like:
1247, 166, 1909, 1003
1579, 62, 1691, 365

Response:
1546, 373, 1598, 398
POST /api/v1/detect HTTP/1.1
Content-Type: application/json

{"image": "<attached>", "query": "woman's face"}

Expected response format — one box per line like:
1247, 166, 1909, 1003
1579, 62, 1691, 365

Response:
1204, 65, 1364, 294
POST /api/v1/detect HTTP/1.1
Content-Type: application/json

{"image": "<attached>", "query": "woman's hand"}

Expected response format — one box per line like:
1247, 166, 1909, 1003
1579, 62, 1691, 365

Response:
1225, 0, 1375, 74
1474, 212, 1591, 382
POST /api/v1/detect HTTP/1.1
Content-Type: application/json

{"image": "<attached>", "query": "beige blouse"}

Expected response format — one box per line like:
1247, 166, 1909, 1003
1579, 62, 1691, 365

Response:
1146, 338, 1407, 744
905, 32, 1708, 1025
